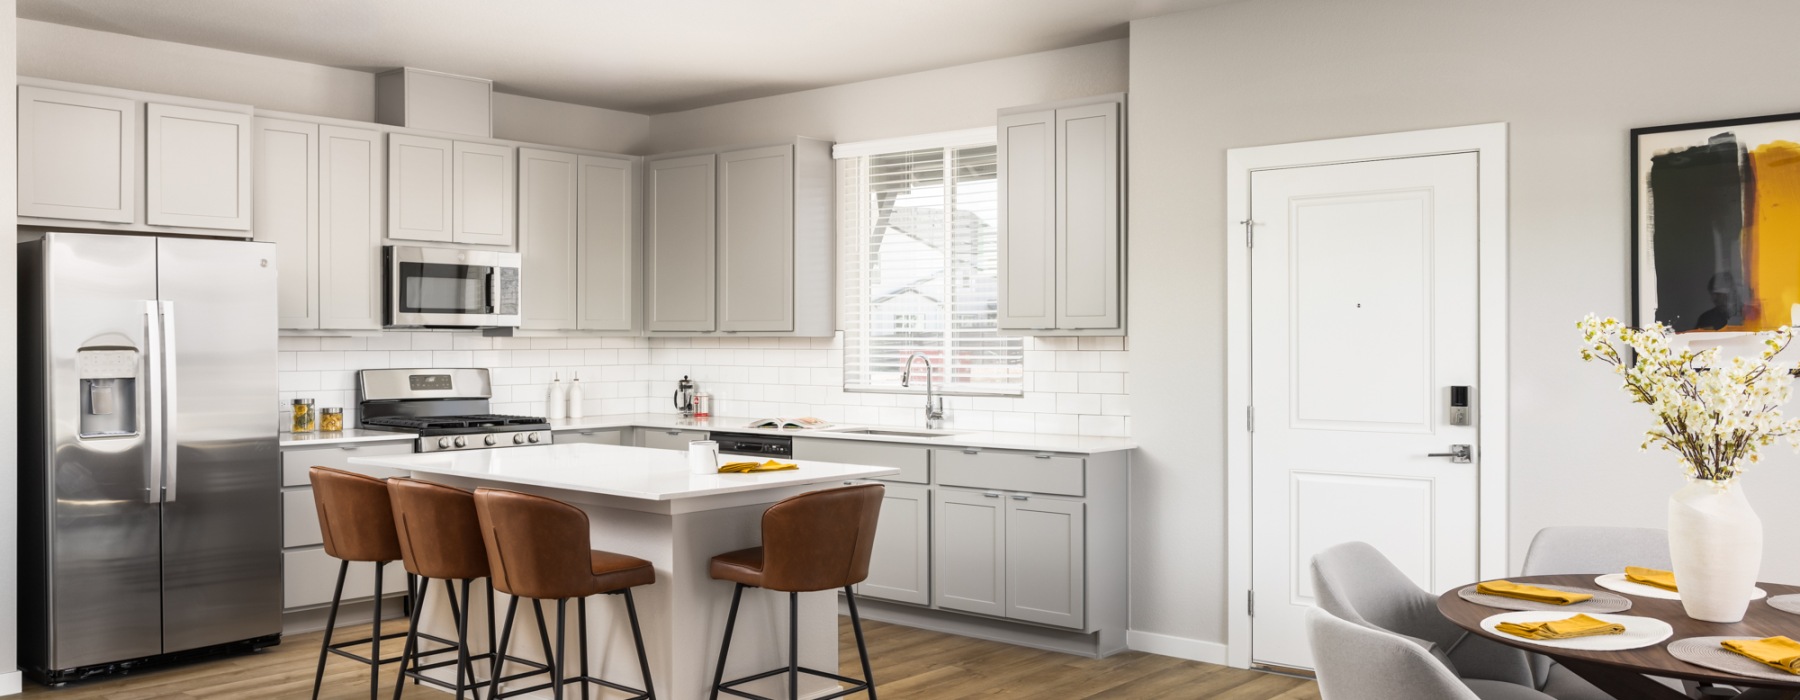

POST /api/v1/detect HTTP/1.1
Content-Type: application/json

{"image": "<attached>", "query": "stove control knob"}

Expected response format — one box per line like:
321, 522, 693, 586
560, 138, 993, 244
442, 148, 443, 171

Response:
453, 436, 467, 448
484, 435, 498, 447
437, 438, 451, 449
527, 433, 541, 444
513, 434, 526, 444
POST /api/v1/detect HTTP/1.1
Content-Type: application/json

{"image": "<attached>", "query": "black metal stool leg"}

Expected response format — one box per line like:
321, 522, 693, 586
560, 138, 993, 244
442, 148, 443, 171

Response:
456, 579, 475, 700
710, 583, 745, 700
624, 589, 655, 699
787, 591, 799, 700
845, 587, 876, 699
313, 560, 350, 700
490, 596, 519, 696
577, 597, 590, 700
372, 561, 386, 700
554, 599, 568, 700
533, 599, 557, 696
393, 577, 432, 700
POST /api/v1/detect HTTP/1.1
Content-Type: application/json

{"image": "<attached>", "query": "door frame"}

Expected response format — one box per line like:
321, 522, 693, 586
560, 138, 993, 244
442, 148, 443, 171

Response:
1224, 123, 1510, 669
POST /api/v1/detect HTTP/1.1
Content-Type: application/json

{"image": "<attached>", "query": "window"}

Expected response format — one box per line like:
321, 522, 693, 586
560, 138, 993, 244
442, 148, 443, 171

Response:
838, 134, 1024, 395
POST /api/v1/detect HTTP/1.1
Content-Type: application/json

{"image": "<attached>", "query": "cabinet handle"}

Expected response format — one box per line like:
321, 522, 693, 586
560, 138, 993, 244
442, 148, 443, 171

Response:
339, 446, 358, 451
666, 430, 682, 435
1011, 494, 1030, 501
962, 448, 980, 455
983, 491, 1001, 499
580, 431, 595, 436
1034, 453, 1052, 459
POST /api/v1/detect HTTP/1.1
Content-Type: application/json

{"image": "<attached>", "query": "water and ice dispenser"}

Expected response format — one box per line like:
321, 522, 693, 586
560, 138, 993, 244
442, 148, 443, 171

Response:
77, 347, 139, 438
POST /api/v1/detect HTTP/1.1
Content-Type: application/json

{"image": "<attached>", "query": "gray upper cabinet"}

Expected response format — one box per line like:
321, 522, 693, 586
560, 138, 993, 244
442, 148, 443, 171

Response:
997, 110, 1056, 331
577, 155, 638, 332
19, 86, 135, 224
645, 153, 717, 332
388, 133, 454, 243
253, 118, 319, 329
520, 147, 580, 330
317, 126, 385, 330
145, 103, 253, 231
452, 140, 516, 247
1005, 495, 1086, 628
717, 144, 795, 332
997, 95, 1125, 335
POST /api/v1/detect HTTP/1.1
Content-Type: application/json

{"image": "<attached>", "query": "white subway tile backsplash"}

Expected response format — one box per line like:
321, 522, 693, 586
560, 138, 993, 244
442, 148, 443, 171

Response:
410, 332, 454, 351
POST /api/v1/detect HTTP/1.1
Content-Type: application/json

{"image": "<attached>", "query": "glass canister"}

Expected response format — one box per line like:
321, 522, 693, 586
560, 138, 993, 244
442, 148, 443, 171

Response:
320, 407, 344, 432
291, 398, 316, 433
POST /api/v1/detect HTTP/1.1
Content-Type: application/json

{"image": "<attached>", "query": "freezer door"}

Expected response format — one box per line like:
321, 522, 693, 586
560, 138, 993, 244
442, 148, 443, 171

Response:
27, 233, 164, 671
156, 237, 283, 653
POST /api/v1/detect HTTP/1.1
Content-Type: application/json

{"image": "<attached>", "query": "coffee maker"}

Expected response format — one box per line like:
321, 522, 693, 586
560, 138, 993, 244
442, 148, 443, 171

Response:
674, 375, 698, 417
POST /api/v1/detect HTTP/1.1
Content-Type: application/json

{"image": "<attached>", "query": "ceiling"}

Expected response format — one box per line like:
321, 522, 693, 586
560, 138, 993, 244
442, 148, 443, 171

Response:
17, 0, 1228, 114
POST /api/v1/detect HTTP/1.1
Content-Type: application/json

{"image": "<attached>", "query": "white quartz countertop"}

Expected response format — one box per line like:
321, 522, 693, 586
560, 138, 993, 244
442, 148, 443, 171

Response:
280, 429, 414, 448
347, 442, 900, 501
545, 413, 1137, 454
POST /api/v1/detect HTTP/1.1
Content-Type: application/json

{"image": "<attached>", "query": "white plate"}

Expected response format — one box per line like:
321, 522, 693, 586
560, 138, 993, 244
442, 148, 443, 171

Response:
1594, 574, 1768, 601
1479, 610, 1673, 651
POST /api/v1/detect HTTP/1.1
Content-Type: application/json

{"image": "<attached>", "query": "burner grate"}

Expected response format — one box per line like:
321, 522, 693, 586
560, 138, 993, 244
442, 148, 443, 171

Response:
362, 414, 548, 430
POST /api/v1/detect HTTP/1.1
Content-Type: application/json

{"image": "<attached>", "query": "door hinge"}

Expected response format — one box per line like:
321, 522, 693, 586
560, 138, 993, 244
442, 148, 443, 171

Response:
1246, 405, 1254, 432
1242, 219, 1255, 248
1248, 590, 1255, 616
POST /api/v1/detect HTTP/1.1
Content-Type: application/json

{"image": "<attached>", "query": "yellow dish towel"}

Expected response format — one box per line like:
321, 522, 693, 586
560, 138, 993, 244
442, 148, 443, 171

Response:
1494, 614, 1625, 640
1624, 566, 1679, 592
1476, 580, 1593, 605
717, 460, 799, 474
1722, 636, 1800, 675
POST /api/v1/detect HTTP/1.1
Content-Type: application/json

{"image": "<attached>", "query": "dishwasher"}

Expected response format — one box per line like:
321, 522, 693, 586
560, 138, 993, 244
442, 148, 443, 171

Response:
709, 431, 793, 458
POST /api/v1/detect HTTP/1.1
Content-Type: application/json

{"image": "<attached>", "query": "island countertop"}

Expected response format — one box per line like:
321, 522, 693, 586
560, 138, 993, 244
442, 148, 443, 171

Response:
346, 442, 900, 502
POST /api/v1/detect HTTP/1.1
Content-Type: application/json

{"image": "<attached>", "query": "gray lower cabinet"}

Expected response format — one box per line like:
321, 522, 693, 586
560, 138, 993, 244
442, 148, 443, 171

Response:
1003, 494, 1086, 627
555, 428, 626, 446
638, 427, 708, 451
279, 440, 412, 612
932, 488, 1008, 617
861, 484, 931, 605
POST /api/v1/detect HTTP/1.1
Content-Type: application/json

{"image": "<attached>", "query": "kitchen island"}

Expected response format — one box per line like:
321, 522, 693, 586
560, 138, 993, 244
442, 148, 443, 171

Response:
349, 442, 900, 700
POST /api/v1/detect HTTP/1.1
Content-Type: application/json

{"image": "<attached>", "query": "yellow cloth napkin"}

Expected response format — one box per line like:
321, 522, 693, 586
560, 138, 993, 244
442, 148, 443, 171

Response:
1476, 580, 1594, 605
1494, 614, 1625, 640
717, 460, 799, 474
1624, 566, 1679, 592
1722, 636, 1800, 675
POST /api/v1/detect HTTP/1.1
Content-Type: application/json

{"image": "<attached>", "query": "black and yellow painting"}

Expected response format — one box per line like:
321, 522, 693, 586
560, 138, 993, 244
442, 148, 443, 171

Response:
1635, 113, 1800, 334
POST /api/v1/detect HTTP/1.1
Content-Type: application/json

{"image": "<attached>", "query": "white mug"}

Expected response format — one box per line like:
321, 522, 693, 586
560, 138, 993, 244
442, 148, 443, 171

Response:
688, 440, 720, 475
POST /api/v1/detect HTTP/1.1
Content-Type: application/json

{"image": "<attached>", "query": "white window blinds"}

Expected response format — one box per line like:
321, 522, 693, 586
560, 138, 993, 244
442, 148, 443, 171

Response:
839, 141, 1024, 395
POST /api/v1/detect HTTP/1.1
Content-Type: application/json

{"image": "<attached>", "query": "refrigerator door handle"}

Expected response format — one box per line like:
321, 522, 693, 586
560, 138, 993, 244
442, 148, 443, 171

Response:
143, 301, 164, 504
160, 300, 178, 503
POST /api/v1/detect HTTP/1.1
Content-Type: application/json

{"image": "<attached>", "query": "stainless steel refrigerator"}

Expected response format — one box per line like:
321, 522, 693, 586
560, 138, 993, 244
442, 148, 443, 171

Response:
19, 232, 282, 682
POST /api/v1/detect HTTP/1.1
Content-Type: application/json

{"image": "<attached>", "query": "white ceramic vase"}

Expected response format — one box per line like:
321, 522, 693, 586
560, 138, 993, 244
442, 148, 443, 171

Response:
1667, 479, 1762, 622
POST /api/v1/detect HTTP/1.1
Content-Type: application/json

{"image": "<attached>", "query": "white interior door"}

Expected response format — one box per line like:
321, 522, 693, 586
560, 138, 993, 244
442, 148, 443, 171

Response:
1249, 153, 1479, 670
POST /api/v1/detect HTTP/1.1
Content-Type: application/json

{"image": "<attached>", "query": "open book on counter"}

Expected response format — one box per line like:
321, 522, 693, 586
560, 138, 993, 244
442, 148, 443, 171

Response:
745, 417, 835, 430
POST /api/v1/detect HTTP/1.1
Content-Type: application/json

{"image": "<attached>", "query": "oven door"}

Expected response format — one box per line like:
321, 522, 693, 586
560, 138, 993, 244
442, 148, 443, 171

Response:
386, 246, 521, 328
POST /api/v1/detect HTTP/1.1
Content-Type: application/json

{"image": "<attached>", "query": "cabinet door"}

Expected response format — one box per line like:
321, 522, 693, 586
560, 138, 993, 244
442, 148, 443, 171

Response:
645, 154, 717, 332
1055, 102, 1122, 330
933, 488, 1006, 617
717, 144, 794, 332
319, 126, 386, 330
453, 141, 517, 247
282, 547, 408, 610
578, 155, 638, 331
146, 103, 252, 231
253, 118, 319, 329
1005, 495, 1086, 628
19, 86, 135, 223
861, 484, 931, 606
519, 148, 579, 330
555, 429, 624, 446
997, 110, 1056, 330
638, 428, 708, 451
388, 133, 453, 242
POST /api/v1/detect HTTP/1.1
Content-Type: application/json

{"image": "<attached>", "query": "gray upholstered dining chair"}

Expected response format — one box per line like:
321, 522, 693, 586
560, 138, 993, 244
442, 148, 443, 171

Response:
1310, 541, 1608, 700
1308, 607, 1557, 700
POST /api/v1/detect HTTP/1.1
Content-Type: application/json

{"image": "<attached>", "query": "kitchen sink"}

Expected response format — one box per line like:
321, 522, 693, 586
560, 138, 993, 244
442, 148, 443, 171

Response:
824, 428, 962, 439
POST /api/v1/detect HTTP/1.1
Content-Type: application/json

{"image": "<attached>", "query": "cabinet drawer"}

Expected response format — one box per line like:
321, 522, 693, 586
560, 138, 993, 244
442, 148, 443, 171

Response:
556, 429, 624, 446
281, 441, 414, 487
283, 488, 322, 548
793, 438, 929, 484
639, 428, 708, 451
932, 449, 1084, 497
283, 547, 406, 610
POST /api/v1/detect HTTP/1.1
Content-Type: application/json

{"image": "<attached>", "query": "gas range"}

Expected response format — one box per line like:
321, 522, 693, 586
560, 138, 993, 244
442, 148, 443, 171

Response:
356, 368, 552, 453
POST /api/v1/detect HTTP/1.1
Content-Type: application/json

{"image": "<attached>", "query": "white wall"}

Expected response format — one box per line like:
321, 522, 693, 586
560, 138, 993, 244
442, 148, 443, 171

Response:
17, 19, 651, 154
645, 38, 1127, 153
1128, 0, 1800, 651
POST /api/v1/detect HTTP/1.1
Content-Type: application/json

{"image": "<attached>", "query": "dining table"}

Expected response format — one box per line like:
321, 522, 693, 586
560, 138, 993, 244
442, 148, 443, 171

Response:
1437, 574, 1800, 699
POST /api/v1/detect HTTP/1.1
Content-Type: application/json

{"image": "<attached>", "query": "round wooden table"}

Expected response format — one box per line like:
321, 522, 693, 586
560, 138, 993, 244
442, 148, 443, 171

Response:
1437, 574, 1800, 699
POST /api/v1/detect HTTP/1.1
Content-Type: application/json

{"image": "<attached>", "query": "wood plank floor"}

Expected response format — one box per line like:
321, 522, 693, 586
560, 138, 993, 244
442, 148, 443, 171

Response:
20, 618, 1320, 699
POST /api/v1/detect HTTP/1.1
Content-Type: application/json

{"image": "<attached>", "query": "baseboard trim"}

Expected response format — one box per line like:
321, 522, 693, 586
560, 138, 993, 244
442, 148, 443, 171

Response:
0, 670, 23, 695
1126, 630, 1229, 666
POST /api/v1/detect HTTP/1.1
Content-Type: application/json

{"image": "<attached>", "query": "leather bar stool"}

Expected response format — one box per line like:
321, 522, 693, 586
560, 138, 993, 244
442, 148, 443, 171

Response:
309, 466, 425, 700
388, 478, 500, 700
473, 487, 658, 700
708, 484, 885, 700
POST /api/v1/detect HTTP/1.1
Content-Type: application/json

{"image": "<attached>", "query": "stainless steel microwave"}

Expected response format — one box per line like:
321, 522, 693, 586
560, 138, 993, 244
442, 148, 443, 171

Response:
384, 246, 521, 329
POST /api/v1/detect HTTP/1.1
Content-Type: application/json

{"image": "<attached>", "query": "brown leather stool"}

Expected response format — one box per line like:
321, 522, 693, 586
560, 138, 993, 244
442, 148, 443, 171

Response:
309, 466, 427, 700
473, 487, 658, 700
388, 478, 504, 700
708, 484, 884, 700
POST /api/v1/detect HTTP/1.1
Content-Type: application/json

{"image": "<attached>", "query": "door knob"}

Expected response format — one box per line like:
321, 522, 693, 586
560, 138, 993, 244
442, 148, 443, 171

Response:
1427, 445, 1472, 464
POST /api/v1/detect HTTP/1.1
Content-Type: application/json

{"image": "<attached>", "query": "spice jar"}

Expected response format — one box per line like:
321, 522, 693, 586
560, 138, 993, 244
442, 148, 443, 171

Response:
291, 398, 315, 433
321, 407, 344, 432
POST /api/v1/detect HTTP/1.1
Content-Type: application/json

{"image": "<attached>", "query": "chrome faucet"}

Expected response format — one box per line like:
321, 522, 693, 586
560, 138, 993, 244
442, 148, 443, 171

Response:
902, 353, 945, 429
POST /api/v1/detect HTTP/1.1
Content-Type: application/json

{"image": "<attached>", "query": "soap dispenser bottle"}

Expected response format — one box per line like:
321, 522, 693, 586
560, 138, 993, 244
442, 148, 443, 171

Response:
568, 372, 585, 419
548, 373, 567, 421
